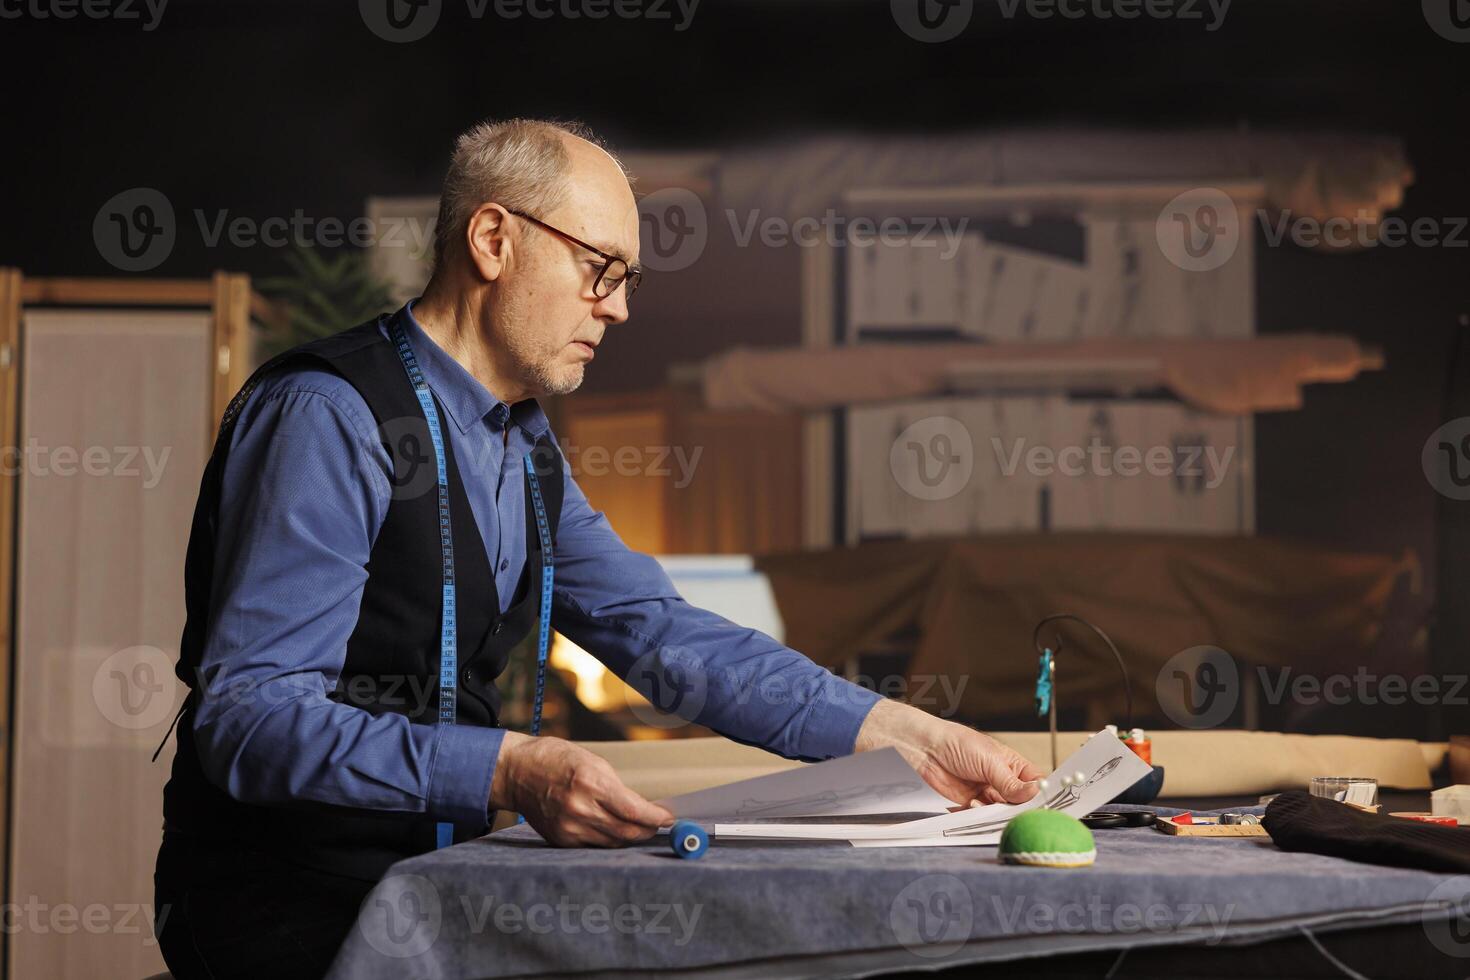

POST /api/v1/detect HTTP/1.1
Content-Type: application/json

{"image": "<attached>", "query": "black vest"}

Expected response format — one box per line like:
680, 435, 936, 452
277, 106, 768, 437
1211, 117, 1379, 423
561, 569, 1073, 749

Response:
161, 314, 564, 881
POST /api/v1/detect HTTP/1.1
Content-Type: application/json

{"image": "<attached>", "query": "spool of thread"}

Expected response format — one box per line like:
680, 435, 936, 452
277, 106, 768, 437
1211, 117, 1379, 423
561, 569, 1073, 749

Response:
1124, 727, 1151, 765
1391, 811, 1459, 827
1220, 812, 1261, 825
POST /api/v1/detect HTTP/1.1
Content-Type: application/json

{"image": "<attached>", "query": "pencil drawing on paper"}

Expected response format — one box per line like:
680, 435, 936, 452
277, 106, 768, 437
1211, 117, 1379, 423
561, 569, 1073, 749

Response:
734, 780, 921, 817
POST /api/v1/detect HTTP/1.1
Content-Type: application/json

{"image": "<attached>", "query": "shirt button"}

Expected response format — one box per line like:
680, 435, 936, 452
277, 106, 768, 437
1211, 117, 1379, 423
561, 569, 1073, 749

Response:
499, 558, 509, 572
461, 667, 475, 683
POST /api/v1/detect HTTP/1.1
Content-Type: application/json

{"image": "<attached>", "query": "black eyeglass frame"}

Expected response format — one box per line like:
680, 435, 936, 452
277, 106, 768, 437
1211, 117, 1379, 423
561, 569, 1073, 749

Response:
505, 207, 642, 300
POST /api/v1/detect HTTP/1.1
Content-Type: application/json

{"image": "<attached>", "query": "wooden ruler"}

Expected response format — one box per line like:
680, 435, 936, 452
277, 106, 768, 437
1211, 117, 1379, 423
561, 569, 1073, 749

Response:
1156, 816, 1269, 837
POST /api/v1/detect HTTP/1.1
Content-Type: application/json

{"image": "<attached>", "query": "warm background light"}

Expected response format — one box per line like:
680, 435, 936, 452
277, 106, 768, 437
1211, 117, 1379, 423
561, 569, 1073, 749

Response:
550, 631, 643, 714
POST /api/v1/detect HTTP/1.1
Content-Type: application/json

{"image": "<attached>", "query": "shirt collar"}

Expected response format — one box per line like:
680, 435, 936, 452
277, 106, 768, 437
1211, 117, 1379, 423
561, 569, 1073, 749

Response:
395, 300, 550, 439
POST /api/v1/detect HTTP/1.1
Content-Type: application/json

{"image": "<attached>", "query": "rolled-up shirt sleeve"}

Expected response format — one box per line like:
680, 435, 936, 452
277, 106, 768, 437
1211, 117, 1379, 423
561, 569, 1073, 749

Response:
189, 369, 502, 827
549, 456, 880, 762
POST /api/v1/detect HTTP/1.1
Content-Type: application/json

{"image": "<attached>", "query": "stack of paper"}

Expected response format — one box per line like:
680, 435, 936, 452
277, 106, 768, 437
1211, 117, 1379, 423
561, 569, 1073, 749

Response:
658, 731, 1152, 848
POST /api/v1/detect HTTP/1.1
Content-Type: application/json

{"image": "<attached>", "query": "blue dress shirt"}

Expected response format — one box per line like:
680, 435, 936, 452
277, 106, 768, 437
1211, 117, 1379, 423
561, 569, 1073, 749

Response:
189, 301, 880, 828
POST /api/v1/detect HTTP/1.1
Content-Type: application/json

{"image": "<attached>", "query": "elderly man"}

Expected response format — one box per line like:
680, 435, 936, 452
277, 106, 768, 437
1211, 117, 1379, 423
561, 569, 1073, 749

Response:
154, 117, 1041, 979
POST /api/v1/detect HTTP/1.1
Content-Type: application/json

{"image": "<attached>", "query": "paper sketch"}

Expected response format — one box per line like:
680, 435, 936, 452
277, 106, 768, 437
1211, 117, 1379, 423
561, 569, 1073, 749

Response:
712, 731, 1151, 847
733, 781, 920, 817
658, 747, 957, 821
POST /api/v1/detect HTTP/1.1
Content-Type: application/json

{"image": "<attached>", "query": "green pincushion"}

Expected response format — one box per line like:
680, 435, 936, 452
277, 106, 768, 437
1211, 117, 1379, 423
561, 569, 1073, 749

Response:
999, 809, 1097, 868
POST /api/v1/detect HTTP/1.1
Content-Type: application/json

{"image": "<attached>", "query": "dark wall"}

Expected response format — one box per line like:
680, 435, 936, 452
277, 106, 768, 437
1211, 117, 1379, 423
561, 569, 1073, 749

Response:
3, 0, 1467, 736
5, 0, 1461, 274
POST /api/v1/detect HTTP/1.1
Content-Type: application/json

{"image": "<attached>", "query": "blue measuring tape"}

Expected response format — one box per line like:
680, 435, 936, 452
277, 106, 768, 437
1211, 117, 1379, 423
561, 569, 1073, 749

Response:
524, 452, 554, 739
390, 317, 556, 843
517, 452, 555, 826
388, 319, 459, 850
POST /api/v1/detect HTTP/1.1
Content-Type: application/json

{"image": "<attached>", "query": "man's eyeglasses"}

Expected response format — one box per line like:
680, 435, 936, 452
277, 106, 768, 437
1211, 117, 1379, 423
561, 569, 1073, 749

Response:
505, 208, 642, 301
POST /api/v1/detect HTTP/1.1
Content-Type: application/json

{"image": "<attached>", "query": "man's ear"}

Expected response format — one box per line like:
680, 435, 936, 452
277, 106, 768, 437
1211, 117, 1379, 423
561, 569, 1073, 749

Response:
464, 204, 512, 283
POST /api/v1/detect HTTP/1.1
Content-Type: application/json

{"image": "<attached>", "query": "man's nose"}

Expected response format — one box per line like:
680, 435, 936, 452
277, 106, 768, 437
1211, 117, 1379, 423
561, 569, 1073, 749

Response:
594, 284, 631, 325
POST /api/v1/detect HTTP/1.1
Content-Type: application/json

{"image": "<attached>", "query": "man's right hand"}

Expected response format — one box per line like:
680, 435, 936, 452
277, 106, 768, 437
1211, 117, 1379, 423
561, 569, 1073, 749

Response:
491, 732, 674, 847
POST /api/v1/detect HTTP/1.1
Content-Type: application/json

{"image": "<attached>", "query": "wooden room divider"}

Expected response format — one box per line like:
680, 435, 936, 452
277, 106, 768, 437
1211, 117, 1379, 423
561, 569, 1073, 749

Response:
0, 271, 258, 980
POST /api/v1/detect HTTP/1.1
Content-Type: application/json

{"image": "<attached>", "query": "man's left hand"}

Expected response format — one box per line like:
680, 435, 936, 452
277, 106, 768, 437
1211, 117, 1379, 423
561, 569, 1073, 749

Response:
854, 698, 1044, 806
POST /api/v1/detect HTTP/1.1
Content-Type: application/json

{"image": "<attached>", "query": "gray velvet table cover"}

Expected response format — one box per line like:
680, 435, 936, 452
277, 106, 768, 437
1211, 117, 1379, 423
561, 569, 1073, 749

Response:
326, 807, 1470, 979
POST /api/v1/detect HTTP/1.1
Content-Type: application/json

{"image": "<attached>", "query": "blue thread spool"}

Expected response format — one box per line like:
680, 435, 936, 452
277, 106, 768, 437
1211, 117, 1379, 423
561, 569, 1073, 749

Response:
669, 820, 709, 859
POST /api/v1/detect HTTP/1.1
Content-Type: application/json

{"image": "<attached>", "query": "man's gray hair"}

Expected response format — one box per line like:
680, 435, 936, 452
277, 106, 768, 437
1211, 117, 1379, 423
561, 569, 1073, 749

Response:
431, 117, 628, 269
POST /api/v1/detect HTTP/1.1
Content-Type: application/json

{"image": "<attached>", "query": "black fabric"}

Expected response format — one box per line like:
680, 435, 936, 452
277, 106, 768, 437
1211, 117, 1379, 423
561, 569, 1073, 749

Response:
1263, 789, 1470, 874
155, 830, 373, 980
160, 313, 563, 883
